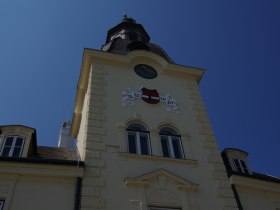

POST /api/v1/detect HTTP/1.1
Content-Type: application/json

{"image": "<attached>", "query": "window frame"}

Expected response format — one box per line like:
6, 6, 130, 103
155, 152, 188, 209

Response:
233, 158, 249, 174
159, 126, 185, 159
0, 136, 25, 157
126, 122, 151, 155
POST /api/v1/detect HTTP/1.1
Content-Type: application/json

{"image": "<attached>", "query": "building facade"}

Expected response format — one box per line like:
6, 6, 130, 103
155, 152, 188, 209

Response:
71, 15, 238, 210
0, 125, 84, 210
0, 16, 279, 210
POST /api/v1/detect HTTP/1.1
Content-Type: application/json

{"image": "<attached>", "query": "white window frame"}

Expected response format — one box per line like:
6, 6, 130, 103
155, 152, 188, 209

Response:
233, 158, 249, 174
159, 127, 185, 159
0, 200, 4, 210
126, 122, 151, 155
0, 136, 25, 157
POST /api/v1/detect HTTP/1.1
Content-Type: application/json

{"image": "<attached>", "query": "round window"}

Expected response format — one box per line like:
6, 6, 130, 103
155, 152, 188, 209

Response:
134, 64, 157, 79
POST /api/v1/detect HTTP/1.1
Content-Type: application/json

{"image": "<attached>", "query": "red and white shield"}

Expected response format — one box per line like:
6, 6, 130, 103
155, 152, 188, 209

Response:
141, 87, 160, 104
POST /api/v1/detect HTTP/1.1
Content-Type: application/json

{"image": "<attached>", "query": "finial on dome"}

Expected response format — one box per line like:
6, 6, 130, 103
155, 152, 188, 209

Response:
123, 10, 127, 18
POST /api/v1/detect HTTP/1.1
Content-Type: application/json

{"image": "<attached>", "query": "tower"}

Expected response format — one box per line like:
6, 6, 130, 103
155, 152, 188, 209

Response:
71, 16, 238, 210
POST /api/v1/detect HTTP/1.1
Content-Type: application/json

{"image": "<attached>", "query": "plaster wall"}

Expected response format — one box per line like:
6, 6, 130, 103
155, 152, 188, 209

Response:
237, 186, 280, 210
0, 161, 83, 210
77, 50, 238, 210
0, 174, 77, 210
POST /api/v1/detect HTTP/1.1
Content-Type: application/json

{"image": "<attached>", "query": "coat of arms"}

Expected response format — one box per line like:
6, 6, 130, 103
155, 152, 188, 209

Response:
141, 87, 160, 104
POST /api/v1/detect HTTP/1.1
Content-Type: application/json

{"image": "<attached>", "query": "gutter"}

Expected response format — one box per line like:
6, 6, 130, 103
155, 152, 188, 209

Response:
231, 184, 243, 210
74, 177, 82, 210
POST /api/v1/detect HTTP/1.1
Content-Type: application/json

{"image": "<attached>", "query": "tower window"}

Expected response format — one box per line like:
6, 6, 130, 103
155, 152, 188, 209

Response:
233, 158, 249, 174
0, 136, 25, 157
127, 31, 138, 41
126, 122, 151, 155
159, 127, 184, 159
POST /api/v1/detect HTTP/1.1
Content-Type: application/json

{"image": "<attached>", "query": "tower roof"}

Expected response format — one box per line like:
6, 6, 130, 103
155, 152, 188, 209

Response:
105, 14, 150, 44
101, 15, 173, 63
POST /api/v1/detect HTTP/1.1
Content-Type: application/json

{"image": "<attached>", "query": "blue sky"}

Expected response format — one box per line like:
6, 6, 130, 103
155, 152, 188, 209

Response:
0, 1, 279, 177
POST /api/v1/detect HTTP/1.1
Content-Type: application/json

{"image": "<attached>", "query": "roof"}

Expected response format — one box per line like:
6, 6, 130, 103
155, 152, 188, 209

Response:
102, 39, 174, 63
0, 146, 83, 166
222, 148, 249, 156
105, 15, 150, 43
101, 16, 174, 63
32, 146, 80, 161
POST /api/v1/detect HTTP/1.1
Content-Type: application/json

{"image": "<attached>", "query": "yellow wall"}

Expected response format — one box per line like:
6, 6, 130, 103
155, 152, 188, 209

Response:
230, 175, 280, 210
73, 49, 238, 210
0, 162, 83, 210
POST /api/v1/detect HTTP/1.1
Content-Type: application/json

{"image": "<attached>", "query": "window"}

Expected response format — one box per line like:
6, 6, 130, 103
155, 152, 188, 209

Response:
233, 158, 249, 174
159, 127, 184, 159
0, 200, 4, 210
126, 122, 151, 155
0, 136, 25, 157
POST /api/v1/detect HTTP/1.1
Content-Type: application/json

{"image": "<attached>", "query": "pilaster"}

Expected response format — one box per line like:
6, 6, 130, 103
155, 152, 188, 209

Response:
186, 80, 239, 210
80, 64, 108, 210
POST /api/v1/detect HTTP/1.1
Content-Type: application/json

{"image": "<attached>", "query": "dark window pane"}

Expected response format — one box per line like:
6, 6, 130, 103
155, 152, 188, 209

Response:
4, 137, 14, 146
127, 123, 147, 132
234, 159, 243, 173
15, 137, 24, 146
128, 31, 137, 41
128, 133, 136, 154
2, 147, 11, 157
240, 160, 249, 174
12, 147, 21, 157
161, 136, 169, 157
172, 137, 182, 159
140, 133, 149, 155
160, 127, 178, 136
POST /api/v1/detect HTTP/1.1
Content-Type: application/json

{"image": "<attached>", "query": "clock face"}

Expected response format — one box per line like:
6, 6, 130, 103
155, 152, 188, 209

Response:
134, 64, 157, 79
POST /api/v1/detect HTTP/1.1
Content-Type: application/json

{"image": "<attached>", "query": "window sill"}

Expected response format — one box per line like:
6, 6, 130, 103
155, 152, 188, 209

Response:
118, 152, 198, 166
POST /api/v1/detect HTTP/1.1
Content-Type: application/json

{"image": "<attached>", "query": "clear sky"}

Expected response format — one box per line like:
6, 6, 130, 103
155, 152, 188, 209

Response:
0, 0, 279, 177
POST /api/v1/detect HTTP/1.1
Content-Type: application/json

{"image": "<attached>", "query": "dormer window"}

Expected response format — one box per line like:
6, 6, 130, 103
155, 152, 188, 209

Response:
233, 158, 249, 174
0, 136, 25, 157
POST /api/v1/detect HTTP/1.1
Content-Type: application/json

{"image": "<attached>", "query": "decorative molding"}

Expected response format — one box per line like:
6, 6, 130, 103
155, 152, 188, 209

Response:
118, 153, 198, 166
124, 169, 199, 192
122, 87, 180, 114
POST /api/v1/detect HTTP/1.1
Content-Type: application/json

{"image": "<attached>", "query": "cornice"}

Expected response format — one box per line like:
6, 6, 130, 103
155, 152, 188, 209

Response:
0, 161, 84, 178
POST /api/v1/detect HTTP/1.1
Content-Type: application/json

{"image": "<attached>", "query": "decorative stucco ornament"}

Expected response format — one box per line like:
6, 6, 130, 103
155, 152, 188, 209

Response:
122, 87, 180, 114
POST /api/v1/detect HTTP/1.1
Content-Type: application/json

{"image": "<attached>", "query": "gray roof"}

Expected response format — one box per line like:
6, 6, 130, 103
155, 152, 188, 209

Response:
32, 146, 80, 162
0, 146, 83, 166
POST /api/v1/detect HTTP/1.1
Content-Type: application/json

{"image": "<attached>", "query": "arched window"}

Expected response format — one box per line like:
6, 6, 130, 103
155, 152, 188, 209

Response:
159, 126, 184, 159
126, 122, 151, 155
